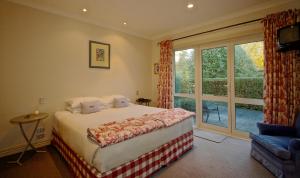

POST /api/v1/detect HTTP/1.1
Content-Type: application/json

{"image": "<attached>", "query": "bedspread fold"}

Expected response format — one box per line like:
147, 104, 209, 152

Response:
87, 108, 194, 148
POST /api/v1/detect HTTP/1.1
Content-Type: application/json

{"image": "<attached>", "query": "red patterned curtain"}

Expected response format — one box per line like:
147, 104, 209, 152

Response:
263, 9, 300, 126
157, 40, 173, 109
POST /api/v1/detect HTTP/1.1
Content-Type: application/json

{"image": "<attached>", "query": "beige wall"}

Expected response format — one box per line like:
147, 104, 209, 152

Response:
0, 1, 152, 156
151, 0, 300, 107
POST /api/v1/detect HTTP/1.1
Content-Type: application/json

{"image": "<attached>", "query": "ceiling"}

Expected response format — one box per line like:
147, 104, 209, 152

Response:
7, 0, 288, 39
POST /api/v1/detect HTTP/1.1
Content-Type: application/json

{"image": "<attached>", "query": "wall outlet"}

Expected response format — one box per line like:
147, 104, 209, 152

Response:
36, 127, 45, 140
136, 90, 139, 96
36, 127, 45, 134
39, 97, 47, 104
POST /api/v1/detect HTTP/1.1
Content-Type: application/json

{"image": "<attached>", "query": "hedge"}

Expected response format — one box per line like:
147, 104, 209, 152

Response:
203, 77, 263, 99
175, 77, 263, 112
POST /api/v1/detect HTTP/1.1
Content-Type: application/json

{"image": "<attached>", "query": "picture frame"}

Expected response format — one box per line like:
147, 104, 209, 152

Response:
89, 40, 110, 69
154, 63, 159, 74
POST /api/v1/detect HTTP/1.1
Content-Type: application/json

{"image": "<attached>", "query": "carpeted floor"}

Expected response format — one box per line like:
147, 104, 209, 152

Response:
0, 136, 274, 178
193, 129, 227, 143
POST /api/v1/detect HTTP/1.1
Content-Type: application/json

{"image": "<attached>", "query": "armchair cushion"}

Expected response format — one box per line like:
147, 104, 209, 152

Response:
257, 122, 297, 137
250, 133, 292, 160
289, 139, 300, 150
289, 139, 300, 159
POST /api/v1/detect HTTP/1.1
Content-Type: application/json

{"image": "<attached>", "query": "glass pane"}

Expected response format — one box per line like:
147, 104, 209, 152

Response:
174, 96, 195, 112
174, 96, 195, 125
175, 49, 195, 94
234, 41, 264, 99
202, 100, 228, 128
235, 103, 263, 134
202, 47, 227, 96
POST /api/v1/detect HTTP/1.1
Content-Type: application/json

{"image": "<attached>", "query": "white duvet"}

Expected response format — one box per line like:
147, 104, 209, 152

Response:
54, 104, 193, 173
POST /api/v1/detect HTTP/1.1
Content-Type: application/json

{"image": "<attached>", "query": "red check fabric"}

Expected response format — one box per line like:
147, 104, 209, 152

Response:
52, 130, 193, 178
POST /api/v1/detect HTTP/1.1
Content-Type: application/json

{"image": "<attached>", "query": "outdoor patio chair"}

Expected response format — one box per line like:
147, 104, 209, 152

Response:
203, 102, 221, 123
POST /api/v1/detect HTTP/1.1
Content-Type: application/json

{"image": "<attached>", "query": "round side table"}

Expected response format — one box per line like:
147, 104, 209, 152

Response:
8, 113, 49, 165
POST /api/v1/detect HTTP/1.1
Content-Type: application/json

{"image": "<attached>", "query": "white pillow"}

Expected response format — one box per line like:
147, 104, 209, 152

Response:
80, 100, 102, 114
99, 96, 115, 108
65, 97, 100, 108
114, 97, 129, 108
98, 95, 128, 108
65, 106, 81, 113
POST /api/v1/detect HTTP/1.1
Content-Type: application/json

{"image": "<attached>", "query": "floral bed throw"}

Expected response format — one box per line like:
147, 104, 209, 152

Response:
87, 108, 195, 148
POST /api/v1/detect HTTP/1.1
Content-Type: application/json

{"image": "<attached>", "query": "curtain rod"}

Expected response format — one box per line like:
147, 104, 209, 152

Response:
157, 18, 262, 45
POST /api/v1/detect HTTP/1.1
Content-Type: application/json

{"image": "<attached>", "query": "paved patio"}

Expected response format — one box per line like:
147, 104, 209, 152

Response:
203, 104, 263, 134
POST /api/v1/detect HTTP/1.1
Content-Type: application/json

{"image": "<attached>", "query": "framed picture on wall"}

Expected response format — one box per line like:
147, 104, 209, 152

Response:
89, 40, 110, 69
154, 63, 159, 74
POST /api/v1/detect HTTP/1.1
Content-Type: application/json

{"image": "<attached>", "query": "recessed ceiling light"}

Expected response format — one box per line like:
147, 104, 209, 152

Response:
187, 3, 194, 9
123, 22, 127, 25
82, 8, 87, 12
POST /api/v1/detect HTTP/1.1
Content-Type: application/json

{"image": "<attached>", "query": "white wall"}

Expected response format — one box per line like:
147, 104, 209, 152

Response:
0, 1, 152, 156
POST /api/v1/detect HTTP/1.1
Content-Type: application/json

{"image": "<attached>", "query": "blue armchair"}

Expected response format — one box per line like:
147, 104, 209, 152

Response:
250, 114, 300, 178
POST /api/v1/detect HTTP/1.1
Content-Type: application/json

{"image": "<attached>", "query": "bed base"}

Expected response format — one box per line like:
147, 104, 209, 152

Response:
51, 130, 193, 178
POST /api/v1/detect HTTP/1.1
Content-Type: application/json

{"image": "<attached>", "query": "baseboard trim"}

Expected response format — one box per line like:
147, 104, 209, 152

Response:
0, 139, 51, 158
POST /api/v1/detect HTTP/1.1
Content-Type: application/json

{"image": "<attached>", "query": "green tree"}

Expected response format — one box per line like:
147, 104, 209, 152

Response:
175, 49, 195, 93
202, 47, 227, 78
234, 45, 263, 77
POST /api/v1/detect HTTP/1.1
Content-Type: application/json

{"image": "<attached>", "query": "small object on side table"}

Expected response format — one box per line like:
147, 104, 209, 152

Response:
34, 110, 39, 115
8, 112, 49, 165
136, 98, 152, 106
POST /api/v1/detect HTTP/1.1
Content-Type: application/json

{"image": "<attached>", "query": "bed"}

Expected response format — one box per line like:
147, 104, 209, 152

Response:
52, 103, 194, 178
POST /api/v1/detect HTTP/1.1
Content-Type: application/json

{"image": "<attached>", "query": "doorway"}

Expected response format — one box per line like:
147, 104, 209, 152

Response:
174, 39, 264, 137
199, 41, 264, 137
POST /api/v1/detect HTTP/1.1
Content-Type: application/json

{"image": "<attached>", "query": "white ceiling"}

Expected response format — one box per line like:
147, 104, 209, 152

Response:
7, 0, 290, 39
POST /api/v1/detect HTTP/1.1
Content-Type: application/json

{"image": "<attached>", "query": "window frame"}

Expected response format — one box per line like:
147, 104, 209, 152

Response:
172, 34, 265, 138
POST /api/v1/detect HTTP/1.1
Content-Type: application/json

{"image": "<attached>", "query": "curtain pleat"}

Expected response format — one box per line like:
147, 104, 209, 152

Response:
157, 40, 173, 109
263, 9, 300, 126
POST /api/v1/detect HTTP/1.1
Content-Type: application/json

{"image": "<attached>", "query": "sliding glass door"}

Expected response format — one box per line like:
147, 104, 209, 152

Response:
170, 38, 264, 137
232, 41, 264, 135
198, 40, 264, 136
200, 46, 229, 131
